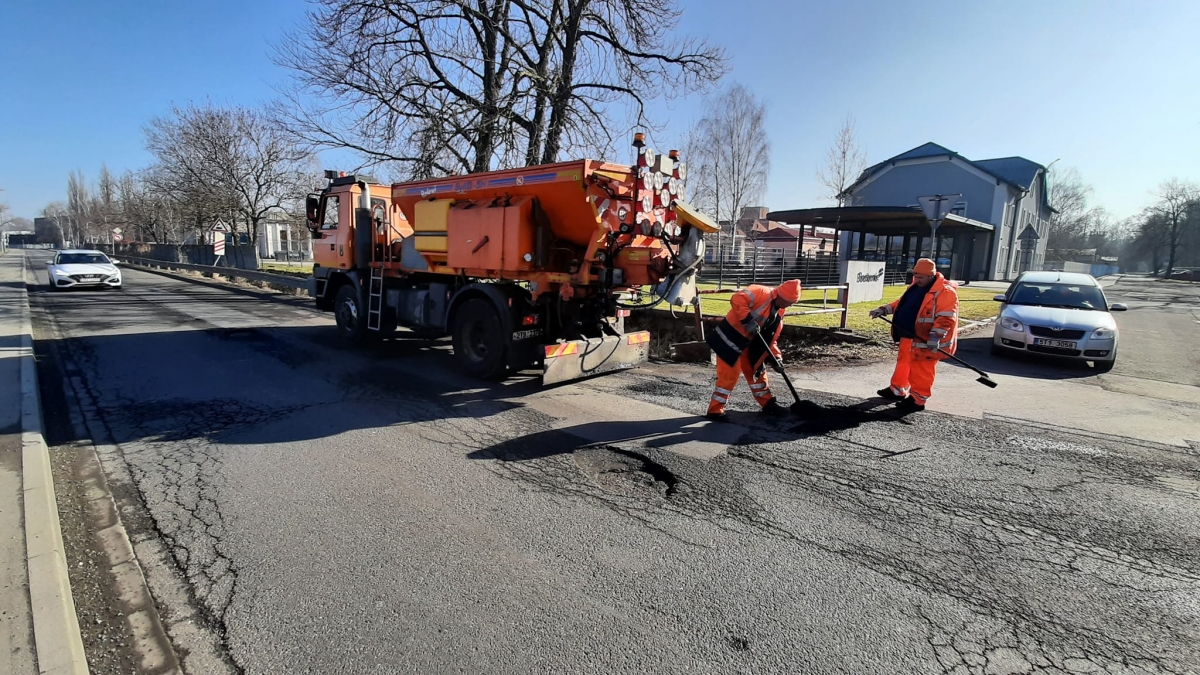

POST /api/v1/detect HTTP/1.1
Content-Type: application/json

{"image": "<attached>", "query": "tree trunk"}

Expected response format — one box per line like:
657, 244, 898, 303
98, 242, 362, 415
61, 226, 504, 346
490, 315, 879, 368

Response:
541, 0, 585, 165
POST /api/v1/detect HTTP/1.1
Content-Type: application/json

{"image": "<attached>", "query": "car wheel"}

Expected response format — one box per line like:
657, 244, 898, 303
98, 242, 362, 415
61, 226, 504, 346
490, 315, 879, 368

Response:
334, 283, 368, 344
1093, 357, 1115, 373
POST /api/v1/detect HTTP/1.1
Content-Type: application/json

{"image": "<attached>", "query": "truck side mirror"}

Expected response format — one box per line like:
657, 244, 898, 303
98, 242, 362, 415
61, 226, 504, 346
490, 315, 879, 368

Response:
306, 195, 322, 239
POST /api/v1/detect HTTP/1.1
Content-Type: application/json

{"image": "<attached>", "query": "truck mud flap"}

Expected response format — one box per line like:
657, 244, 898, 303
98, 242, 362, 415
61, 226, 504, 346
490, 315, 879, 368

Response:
542, 331, 650, 386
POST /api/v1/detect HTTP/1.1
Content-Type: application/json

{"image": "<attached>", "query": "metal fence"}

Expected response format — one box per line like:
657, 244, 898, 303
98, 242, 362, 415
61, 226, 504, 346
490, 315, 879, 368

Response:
87, 243, 260, 271
700, 249, 843, 288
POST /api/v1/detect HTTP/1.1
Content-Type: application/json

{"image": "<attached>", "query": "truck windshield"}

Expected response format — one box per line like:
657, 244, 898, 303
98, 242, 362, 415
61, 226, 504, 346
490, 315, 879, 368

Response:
321, 195, 339, 230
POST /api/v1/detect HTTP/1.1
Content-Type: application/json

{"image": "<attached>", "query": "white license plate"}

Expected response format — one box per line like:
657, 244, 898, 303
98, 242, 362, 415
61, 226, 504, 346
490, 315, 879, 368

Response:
1033, 338, 1076, 349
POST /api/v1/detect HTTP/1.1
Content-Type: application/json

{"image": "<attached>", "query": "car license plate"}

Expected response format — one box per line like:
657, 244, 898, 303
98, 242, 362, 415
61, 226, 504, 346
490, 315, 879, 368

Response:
1033, 338, 1076, 349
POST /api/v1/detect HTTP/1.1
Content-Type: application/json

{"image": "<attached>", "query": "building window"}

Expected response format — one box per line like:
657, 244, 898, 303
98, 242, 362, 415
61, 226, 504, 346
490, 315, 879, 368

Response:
950, 201, 967, 217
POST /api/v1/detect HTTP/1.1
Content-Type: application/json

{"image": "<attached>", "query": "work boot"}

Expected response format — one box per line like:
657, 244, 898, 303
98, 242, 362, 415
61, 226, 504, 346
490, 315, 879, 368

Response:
877, 387, 903, 400
894, 396, 925, 413
705, 411, 730, 423
760, 400, 790, 417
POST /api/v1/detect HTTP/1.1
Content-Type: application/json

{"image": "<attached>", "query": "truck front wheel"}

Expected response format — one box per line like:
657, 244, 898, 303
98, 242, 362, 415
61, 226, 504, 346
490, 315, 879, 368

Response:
334, 284, 368, 344
451, 298, 507, 379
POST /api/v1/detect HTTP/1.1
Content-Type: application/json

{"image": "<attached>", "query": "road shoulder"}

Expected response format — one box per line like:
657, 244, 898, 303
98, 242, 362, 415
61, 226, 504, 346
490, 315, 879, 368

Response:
2, 252, 88, 674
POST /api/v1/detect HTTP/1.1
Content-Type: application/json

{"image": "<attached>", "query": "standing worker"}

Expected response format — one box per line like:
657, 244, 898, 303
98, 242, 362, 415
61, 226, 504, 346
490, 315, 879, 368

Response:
705, 280, 803, 421
869, 258, 960, 412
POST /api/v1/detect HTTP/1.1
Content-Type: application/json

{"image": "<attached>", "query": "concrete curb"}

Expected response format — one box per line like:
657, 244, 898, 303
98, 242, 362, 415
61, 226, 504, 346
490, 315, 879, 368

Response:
18, 256, 89, 675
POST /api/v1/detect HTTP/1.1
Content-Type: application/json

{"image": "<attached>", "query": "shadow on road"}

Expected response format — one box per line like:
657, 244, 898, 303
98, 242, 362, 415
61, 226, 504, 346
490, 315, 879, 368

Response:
948, 335, 1099, 381
467, 416, 745, 462
31, 320, 547, 450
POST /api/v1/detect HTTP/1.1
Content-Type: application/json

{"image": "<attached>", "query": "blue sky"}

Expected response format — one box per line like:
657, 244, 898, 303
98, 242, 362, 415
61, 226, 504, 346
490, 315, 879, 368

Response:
2, 0, 1197, 222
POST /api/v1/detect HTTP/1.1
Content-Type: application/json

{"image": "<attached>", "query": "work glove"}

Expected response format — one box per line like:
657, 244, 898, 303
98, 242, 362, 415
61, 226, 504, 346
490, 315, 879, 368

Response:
869, 306, 887, 319
744, 321, 761, 336
769, 357, 784, 374
926, 337, 941, 351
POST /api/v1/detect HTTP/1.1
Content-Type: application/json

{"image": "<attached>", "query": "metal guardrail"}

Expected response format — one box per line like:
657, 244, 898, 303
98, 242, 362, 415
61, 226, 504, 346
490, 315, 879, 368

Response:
694, 284, 850, 328
120, 256, 309, 291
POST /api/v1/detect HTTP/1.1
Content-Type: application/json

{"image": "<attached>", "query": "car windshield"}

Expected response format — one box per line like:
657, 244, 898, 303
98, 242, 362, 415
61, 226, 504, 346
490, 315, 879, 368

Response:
1008, 281, 1107, 310
57, 253, 111, 265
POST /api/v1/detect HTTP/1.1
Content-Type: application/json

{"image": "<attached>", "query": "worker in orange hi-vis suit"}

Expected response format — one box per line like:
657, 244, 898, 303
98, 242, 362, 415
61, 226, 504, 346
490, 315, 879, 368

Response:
869, 258, 960, 413
704, 279, 802, 422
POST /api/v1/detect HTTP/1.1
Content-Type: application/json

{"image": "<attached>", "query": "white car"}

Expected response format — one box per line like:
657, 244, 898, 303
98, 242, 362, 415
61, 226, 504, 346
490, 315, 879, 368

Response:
991, 271, 1126, 372
46, 250, 123, 290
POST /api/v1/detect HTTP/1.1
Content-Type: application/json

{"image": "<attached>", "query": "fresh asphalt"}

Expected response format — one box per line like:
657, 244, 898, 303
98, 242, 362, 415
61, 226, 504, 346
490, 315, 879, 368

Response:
24, 251, 1200, 675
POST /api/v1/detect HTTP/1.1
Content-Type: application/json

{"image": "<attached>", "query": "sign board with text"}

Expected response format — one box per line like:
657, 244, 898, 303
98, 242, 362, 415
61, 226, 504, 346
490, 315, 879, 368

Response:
838, 260, 886, 304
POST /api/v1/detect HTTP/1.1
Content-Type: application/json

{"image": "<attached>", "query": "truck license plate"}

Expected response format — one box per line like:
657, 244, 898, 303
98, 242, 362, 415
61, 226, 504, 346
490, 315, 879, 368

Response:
512, 329, 542, 341
1033, 338, 1076, 349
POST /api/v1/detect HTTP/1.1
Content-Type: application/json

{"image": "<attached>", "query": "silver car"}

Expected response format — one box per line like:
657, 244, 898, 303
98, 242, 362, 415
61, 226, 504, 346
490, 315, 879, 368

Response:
991, 271, 1127, 372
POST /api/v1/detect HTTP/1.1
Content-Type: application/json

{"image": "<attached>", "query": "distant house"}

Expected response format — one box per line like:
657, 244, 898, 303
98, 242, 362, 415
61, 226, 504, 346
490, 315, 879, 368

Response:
257, 209, 312, 260
704, 205, 836, 264
841, 142, 1054, 281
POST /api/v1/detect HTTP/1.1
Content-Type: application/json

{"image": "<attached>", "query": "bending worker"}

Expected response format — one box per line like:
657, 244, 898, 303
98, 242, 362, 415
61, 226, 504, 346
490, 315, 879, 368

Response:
868, 258, 959, 412
705, 280, 802, 421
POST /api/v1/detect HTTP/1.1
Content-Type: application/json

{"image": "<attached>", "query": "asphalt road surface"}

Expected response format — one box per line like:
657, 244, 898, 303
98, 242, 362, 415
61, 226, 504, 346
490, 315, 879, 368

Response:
26, 252, 1200, 675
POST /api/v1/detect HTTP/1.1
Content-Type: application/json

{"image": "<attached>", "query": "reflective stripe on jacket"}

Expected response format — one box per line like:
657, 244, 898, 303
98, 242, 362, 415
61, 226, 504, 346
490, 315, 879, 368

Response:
885, 273, 959, 359
706, 284, 788, 367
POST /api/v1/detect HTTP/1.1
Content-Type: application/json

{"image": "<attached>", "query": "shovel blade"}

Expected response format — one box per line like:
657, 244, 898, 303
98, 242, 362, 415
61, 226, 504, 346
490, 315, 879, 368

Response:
670, 341, 712, 363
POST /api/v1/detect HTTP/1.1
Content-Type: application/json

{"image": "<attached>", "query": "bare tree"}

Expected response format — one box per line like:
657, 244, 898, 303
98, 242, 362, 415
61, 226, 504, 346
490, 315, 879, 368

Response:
146, 103, 313, 251
116, 170, 181, 243
1151, 179, 1199, 277
817, 115, 867, 206
1045, 167, 1104, 256
688, 83, 770, 229
39, 203, 69, 246
3, 217, 33, 233
274, 0, 726, 178
66, 170, 93, 245
1131, 209, 1172, 274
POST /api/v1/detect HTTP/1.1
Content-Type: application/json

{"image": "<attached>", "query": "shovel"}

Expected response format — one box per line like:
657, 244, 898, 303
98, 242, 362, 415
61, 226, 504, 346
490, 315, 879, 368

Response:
670, 297, 712, 363
876, 316, 998, 388
756, 331, 825, 417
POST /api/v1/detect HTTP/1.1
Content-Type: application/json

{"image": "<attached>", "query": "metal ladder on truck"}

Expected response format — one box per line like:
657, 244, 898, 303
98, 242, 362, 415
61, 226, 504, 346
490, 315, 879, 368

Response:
367, 265, 384, 331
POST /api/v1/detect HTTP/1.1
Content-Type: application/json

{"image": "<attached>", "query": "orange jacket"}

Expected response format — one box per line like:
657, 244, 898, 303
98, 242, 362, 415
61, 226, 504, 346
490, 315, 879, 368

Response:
724, 284, 786, 359
884, 273, 959, 360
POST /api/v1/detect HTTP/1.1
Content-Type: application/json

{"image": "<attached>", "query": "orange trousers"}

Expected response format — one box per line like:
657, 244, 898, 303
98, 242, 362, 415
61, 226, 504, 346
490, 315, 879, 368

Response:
889, 338, 938, 404
708, 351, 774, 414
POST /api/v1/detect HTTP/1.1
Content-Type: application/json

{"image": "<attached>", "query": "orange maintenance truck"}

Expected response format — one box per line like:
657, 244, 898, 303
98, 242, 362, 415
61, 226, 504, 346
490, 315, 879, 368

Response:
305, 136, 716, 385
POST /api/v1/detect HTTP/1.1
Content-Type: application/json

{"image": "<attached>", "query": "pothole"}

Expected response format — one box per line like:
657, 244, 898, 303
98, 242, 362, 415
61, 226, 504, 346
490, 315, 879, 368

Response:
574, 447, 680, 499
217, 327, 266, 341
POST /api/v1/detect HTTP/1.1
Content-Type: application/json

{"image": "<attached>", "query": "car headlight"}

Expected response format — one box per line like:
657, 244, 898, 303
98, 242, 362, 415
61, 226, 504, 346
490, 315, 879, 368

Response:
1091, 327, 1115, 340
52, 269, 71, 277
1000, 317, 1024, 332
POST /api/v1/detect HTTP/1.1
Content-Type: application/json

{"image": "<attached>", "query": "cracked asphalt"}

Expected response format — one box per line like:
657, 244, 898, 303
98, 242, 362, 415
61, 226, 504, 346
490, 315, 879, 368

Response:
25, 252, 1200, 675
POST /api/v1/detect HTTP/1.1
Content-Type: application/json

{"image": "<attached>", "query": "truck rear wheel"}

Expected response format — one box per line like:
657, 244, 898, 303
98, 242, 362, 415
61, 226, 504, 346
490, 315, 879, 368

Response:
452, 298, 507, 379
334, 284, 368, 344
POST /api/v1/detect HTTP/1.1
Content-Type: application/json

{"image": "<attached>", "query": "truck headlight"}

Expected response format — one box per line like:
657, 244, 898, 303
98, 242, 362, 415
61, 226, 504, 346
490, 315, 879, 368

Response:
1091, 327, 1115, 340
1000, 317, 1024, 332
